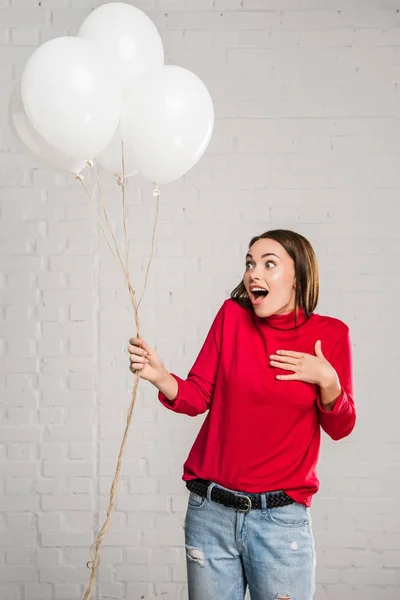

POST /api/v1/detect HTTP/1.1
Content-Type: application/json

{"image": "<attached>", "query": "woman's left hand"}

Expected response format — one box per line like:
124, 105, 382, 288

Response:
269, 340, 339, 389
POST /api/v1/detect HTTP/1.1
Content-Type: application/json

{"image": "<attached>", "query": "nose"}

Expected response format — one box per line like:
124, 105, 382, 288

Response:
250, 264, 264, 281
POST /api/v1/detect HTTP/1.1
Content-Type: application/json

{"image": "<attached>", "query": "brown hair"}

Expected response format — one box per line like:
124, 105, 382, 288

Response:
230, 229, 319, 319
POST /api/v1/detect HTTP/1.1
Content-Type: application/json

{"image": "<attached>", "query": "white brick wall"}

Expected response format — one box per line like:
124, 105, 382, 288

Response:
1, 1, 399, 599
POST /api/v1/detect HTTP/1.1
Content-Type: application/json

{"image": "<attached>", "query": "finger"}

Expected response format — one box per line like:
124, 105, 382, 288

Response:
276, 350, 305, 359
136, 337, 153, 355
130, 354, 148, 365
276, 374, 299, 381
270, 355, 298, 366
129, 361, 146, 371
128, 336, 150, 349
128, 344, 147, 357
270, 361, 297, 372
314, 340, 324, 358
270, 361, 296, 372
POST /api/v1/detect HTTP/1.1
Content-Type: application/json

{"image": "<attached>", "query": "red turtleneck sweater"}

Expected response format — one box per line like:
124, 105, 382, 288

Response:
158, 299, 355, 506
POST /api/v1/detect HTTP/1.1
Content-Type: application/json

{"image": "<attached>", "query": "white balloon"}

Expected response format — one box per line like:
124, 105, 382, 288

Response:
121, 66, 214, 185
78, 2, 164, 90
21, 36, 122, 159
8, 81, 85, 175
96, 123, 138, 178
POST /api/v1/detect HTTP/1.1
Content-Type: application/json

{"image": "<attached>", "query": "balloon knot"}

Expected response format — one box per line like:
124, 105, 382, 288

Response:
153, 182, 160, 197
86, 557, 100, 570
86, 160, 94, 168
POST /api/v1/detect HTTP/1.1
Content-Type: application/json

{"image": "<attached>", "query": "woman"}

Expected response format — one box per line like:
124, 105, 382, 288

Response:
128, 229, 356, 600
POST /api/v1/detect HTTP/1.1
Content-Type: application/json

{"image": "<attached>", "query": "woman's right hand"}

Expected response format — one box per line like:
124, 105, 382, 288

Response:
128, 337, 166, 384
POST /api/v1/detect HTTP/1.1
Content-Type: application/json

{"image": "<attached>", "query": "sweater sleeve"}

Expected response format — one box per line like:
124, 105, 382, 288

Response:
158, 303, 225, 417
317, 327, 356, 441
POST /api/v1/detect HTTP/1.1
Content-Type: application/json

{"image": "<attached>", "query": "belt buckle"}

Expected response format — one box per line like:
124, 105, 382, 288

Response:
237, 494, 252, 513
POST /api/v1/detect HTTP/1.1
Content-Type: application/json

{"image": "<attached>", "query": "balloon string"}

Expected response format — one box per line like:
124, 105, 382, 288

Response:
75, 155, 160, 600
121, 141, 130, 286
138, 185, 160, 311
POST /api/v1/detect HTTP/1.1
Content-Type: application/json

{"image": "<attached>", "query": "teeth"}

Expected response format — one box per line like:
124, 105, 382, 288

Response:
251, 287, 267, 292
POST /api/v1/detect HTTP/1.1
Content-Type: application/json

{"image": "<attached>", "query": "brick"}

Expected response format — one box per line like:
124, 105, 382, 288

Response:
49, 255, 94, 273
42, 426, 93, 442
155, 583, 187, 598
10, 27, 39, 45
39, 443, 66, 460
0, 428, 40, 442
37, 514, 62, 531
4, 407, 35, 425
6, 374, 34, 391
38, 407, 63, 425
126, 512, 157, 531
42, 461, 94, 477
142, 529, 184, 547
0, 358, 38, 374
6, 444, 36, 461
125, 547, 150, 565
126, 582, 152, 598
49, 9, 90, 30
39, 0, 68, 7
23, 583, 52, 600
69, 443, 94, 460
5, 477, 34, 495
97, 583, 125, 599
98, 529, 140, 547
41, 390, 94, 406
63, 545, 122, 565
6, 513, 33, 530
66, 478, 93, 494
34, 479, 61, 500
0, 567, 36, 582
0, 531, 36, 547
0, 584, 23, 600
65, 407, 94, 425
5, 547, 34, 566
41, 495, 93, 511
52, 584, 81, 600
116, 565, 170, 582
40, 532, 93, 549
39, 566, 89, 583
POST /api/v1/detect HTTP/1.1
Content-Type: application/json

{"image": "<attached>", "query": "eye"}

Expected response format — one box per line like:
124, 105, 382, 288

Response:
245, 262, 253, 270
265, 261, 276, 268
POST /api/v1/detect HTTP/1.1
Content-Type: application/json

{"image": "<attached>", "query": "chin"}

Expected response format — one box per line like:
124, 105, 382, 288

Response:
253, 304, 275, 318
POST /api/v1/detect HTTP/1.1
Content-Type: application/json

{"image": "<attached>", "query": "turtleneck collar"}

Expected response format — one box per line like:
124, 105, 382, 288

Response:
255, 307, 308, 330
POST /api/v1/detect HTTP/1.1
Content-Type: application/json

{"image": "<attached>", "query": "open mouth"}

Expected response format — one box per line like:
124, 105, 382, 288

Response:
249, 287, 269, 306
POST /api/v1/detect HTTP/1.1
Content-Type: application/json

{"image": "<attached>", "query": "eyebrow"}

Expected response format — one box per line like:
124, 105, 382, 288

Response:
246, 252, 280, 260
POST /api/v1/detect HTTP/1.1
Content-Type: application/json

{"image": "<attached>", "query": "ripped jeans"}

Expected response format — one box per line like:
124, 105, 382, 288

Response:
184, 483, 316, 600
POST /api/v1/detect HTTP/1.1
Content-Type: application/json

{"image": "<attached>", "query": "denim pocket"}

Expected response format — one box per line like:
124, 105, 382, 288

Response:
188, 491, 206, 509
268, 502, 309, 527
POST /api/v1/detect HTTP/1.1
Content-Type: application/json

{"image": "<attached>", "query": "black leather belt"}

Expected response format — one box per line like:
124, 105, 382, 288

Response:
186, 479, 294, 513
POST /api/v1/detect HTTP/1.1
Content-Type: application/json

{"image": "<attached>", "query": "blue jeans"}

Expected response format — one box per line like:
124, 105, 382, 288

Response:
184, 483, 316, 600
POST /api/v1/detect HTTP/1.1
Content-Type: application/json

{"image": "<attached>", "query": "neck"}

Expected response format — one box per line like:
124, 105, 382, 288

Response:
257, 307, 308, 330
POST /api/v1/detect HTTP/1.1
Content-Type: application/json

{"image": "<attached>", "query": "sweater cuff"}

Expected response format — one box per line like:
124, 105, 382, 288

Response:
158, 373, 180, 411
317, 388, 347, 414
